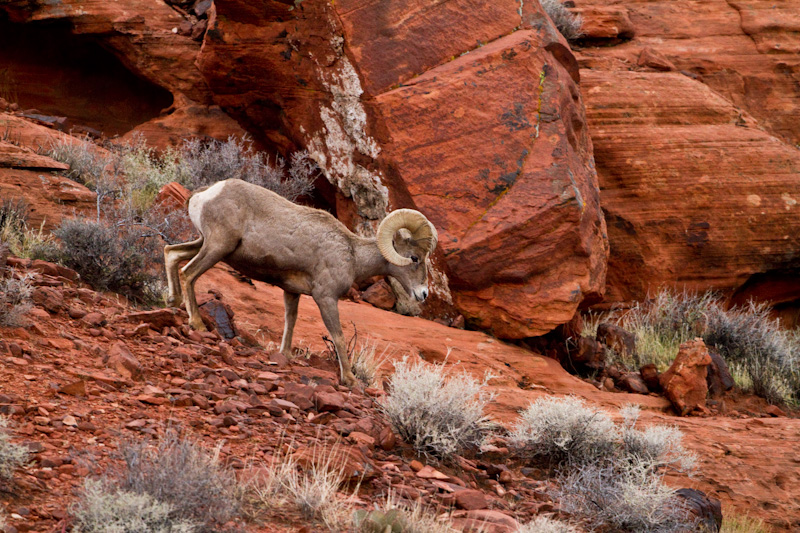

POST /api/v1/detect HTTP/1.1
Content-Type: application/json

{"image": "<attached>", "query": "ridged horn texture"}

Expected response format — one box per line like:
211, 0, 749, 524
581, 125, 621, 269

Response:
376, 209, 438, 266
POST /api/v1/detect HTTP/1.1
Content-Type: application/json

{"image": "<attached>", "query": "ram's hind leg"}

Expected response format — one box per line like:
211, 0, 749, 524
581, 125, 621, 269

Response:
180, 237, 235, 331
164, 238, 203, 307
280, 291, 300, 358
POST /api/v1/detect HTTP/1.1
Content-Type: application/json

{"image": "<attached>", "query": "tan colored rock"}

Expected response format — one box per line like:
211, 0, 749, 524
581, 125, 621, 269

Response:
659, 338, 712, 415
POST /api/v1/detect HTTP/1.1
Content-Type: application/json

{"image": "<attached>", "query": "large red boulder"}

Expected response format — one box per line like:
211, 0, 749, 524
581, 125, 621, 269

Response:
196, 0, 608, 338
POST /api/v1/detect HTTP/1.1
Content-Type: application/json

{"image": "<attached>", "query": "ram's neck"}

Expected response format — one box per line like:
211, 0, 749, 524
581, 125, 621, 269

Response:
353, 237, 389, 283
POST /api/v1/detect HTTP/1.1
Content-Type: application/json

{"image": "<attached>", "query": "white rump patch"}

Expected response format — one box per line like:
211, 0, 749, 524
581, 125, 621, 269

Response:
188, 180, 227, 230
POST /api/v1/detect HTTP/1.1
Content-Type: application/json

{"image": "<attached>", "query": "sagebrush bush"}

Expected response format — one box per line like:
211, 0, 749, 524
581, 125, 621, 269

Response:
0, 271, 33, 327
380, 358, 495, 460
619, 405, 696, 473
44, 136, 110, 187
509, 396, 618, 466
178, 136, 317, 202
541, 0, 583, 41
516, 516, 579, 533
52, 218, 161, 301
615, 289, 800, 404
554, 461, 695, 533
0, 416, 30, 483
71, 480, 197, 533
117, 431, 241, 530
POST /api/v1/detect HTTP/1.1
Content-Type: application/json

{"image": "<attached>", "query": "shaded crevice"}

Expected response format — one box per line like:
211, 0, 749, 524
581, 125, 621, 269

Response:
0, 17, 173, 136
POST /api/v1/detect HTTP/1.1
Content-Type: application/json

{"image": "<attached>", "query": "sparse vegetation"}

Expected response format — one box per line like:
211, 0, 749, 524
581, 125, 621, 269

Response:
0, 270, 34, 327
354, 492, 460, 533
720, 513, 770, 533
350, 338, 391, 388
512, 399, 697, 533
380, 357, 495, 460
71, 480, 197, 533
40, 134, 318, 304
509, 396, 618, 466
0, 416, 30, 485
178, 136, 317, 202
52, 218, 163, 302
0, 197, 57, 261
516, 516, 579, 533
554, 461, 694, 533
249, 441, 354, 531
608, 289, 800, 404
540, 0, 583, 41
116, 431, 241, 530
72, 430, 241, 532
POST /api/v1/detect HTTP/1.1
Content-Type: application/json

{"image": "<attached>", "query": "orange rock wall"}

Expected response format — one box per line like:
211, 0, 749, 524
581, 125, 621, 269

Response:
576, 0, 800, 306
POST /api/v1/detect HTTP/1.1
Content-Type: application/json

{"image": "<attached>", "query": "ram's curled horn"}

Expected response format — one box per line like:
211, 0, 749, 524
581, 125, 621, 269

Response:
376, 209, 438, 266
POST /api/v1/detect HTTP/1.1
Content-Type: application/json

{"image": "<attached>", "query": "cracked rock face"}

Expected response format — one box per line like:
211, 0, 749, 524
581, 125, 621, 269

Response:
576, 0, 800, 314
198, 0, 608, 338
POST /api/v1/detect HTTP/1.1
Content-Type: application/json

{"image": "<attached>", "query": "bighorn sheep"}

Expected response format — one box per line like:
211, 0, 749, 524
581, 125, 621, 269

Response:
164, 178, 438, 387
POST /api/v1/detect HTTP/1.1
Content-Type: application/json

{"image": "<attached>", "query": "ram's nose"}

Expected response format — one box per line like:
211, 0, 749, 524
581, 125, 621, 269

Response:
415, 288, 429, 302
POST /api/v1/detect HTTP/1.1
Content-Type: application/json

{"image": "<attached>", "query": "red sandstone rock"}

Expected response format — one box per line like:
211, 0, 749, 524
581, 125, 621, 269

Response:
196, 0, 607, 338
104, 341, 143, 381
361, 280, 396, 311
659, 339, 712, 416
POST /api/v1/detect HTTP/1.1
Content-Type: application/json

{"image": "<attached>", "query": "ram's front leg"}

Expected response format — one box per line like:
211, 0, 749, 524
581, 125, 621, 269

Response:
314, 295, 357, 388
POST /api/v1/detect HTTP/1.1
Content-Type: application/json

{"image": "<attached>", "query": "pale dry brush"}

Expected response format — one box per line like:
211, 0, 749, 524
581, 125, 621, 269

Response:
0, 416, 30, 485
71, 479, 197, 533
116, 431, 242, 531
509, 395, 618, 466
516, 516, 579, 533
540, 0, 583, 41
0, 270, 33, 327
380, 357, 496, 460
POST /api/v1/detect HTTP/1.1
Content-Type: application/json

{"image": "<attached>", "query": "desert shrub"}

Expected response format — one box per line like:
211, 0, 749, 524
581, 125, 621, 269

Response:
554, 461, 695, 533
0, 270, 33, 327
619, 405, 696, 473
52, 218, 161, 301
179, 136, 317, 201
117, 431, 241, 530
0, 198, 57, 260
380, 358, 495, 460
540, 0, 583, 41
516, 516, 579, 533
71, 480, 197, 533
509, 396, 618, 466
616, 289, 800, 404
0, 416, 30, 483
44, 136, 110, 187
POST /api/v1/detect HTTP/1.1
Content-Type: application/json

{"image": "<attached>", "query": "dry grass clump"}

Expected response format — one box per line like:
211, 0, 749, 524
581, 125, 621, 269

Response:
0, 270, 33, 327
0, 198, 57, 261
540, 0, 583, 41
350, 338, 391, 388
516, 516, 579, 533
614, 289, 800, 404
720, 513, 770, 533
354, 492, 460, 533
380, 357, 496, 460
248, 441, 354, 531
71, 430, 241, 532
0, 416, 30, 485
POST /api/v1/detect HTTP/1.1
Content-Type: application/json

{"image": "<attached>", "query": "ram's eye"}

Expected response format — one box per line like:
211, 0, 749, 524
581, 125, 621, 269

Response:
411, 255, 419, 263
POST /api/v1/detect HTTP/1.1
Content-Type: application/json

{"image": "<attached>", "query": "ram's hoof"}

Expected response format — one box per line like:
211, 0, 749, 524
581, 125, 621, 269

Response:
166, 295, 183, 308
190, 318, 207, 332
342, 371, 359, 389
